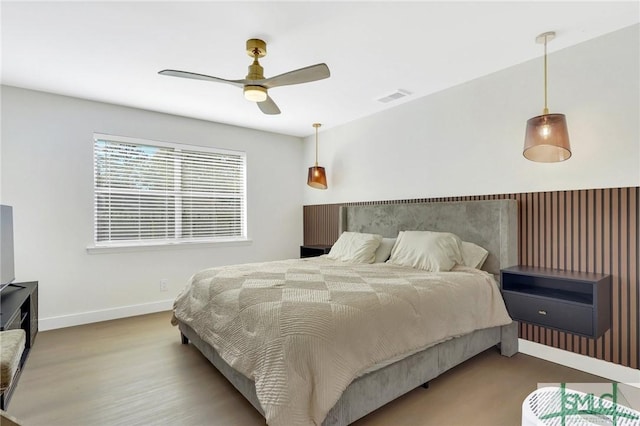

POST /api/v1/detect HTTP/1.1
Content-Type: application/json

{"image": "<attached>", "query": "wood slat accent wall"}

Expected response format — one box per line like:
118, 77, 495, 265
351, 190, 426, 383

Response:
303, 187, 639, 369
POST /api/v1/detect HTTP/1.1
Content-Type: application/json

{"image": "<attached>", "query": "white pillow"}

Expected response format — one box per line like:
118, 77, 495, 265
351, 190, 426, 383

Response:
461, 241, 489, 269
374, 238, 396, 263
327, 232, 382, 263
387, 230, 463, 272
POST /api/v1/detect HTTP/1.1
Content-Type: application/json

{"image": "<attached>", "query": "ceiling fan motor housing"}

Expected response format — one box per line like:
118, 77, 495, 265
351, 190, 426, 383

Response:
246, 60, 265, 80
244, 39, 267, 101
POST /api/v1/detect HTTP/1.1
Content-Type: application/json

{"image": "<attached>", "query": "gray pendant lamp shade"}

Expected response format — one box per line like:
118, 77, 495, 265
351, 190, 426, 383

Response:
307, 123, 327, 189
523, 31, 571, 163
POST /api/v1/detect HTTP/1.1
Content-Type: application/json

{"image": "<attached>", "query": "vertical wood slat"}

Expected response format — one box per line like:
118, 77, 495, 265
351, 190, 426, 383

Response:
580, 190, 588, 356
620, 189, 628, 367
587, 190, 595, 358
302, 186, 640, 369
596, 189, 603, 360
604, 189, 612, 363
612, 189, 620, 365
630, 188, 638, 369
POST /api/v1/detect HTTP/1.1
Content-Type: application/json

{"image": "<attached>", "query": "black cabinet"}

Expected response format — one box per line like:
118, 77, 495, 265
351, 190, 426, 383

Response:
300, 245, 332, 258
1, 281, 38, 347
501, 266, 610, 338
0, 281, 38, 408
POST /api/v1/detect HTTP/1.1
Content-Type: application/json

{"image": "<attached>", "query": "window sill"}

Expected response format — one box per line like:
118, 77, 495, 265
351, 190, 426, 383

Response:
86, 238, 253, 254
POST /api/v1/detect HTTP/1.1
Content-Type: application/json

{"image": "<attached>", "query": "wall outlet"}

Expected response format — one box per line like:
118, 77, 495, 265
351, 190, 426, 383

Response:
160, 279, 169, 292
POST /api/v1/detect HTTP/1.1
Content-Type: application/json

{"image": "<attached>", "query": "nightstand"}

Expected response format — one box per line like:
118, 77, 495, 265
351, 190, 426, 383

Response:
300, 245, 332, 258
500, 266, 611, 338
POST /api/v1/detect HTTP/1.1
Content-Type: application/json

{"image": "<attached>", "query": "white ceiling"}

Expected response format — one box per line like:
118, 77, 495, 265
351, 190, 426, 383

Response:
2, 1, 638, 138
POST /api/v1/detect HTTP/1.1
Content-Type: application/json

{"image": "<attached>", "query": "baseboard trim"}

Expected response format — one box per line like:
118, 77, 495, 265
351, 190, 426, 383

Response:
39, 299, 174, 331
519, 339, 640, 388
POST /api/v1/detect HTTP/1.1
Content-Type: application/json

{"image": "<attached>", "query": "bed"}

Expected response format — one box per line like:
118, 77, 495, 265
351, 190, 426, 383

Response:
173, 199, 519, 426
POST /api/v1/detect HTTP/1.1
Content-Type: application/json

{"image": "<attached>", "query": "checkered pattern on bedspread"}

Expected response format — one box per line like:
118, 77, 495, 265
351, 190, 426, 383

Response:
173, 257, 511, 426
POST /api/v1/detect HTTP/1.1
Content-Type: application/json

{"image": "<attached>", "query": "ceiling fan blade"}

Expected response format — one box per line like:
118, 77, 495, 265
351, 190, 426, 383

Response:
262, 63, 330, 89
159, 69, 246, 88
257, 96, 281, 115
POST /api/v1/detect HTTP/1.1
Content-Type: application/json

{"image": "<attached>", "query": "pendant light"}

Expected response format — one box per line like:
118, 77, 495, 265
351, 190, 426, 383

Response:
307, 123, 327, 189
523, 31, 571, 162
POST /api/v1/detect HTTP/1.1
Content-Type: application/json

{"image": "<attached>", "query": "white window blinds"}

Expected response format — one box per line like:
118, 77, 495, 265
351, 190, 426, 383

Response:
93, 134, 246, 246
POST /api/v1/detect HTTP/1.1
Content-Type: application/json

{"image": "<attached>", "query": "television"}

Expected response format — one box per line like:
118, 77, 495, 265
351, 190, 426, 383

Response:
0, 204, 15, 291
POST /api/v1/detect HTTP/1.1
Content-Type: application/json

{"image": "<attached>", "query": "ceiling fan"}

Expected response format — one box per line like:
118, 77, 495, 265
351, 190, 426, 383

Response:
159, 39, 330, 115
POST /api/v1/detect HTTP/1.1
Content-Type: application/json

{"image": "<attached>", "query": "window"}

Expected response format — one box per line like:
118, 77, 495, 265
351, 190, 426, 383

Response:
92, 133, 246, 247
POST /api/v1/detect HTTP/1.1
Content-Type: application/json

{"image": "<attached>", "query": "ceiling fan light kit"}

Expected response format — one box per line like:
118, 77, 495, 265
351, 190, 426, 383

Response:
159, 38, 330, 115
244, 85, 267, 102
523, 31, 572, 163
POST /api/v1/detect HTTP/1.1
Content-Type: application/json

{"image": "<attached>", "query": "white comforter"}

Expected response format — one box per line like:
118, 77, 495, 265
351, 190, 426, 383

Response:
172, 257, 512, 425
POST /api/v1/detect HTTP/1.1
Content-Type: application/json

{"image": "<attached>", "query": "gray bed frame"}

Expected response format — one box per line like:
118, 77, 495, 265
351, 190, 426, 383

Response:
177, 199, 519, 425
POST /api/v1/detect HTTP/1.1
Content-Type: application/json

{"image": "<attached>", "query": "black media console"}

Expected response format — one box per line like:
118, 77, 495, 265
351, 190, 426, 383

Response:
1, 281, 38, 408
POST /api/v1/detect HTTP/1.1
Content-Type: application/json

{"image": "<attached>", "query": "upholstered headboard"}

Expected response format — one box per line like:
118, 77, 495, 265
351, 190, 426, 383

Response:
339, 199, 518, 276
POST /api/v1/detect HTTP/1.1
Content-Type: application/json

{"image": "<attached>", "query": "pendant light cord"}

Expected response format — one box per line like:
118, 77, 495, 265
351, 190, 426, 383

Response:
543, 35, 549, 115
315, 125, 318, 166
313, 123, 321, 167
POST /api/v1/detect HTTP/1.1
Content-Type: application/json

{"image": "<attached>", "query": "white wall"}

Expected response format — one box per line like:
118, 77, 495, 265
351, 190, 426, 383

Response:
1, 86, 303, 328
2, 25, 638, 329
303, 24, 640, 205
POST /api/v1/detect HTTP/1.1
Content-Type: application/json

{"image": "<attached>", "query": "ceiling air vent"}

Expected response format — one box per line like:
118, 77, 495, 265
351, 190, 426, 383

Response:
376, 89, 412, 104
